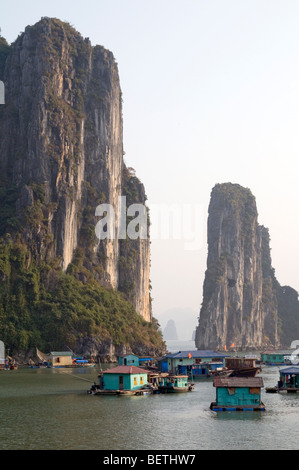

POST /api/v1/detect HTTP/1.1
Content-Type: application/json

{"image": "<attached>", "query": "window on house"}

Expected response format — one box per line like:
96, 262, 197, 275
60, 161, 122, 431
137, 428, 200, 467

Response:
134, 377, 137, 386
140, 377, 144, 385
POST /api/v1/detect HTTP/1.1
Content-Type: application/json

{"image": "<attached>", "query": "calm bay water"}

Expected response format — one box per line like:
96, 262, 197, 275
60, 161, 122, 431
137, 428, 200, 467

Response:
0, 340, 299, 450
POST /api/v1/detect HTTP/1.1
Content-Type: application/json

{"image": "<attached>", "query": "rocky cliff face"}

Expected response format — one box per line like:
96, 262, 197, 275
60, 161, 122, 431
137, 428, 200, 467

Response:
0, 18, 151, 321
0, 18, 161, 358
195, 183, 281, 350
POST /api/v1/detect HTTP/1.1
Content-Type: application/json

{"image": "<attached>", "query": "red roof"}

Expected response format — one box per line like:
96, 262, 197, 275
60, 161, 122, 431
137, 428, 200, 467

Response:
103, 365, 149, 375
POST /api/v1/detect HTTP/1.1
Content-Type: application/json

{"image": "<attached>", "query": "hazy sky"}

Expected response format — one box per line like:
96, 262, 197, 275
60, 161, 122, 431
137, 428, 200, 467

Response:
1, 1, 299, 339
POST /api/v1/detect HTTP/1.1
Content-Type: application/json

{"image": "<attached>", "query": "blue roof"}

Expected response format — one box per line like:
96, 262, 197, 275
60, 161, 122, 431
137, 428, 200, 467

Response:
280, 366, 299, 375
165, 350, 228, 359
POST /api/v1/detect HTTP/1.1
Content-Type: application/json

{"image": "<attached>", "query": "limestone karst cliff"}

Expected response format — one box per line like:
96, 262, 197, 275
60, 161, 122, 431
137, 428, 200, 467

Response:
0, 18, 164, 359
195, 183, 299, 350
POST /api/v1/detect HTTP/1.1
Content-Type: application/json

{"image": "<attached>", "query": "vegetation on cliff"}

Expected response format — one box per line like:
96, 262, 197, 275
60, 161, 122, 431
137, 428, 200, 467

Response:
0, 237, 162, 354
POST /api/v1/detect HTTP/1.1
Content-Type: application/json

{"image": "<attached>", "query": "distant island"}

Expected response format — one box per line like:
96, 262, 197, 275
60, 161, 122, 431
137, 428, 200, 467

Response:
163, 320, 178, 341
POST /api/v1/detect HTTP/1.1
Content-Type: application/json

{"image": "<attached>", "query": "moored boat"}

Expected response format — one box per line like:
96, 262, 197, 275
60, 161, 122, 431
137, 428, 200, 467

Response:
228, 367, 260, 377
270, 366, 299, 393
158, 375, 194, 393
224, 357, 261, 378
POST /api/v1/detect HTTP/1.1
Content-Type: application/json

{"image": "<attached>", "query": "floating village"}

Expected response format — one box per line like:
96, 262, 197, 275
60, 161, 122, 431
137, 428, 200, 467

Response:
2, 339, 299, 412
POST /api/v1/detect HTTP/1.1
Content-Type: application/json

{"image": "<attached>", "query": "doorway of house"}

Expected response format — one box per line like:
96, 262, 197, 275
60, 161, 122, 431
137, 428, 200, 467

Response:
119, 376, 124, 390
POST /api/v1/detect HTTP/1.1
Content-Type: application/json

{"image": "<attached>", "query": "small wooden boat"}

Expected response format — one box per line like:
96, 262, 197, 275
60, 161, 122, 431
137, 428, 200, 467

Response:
89, 386, 153, 396
266, 366, 299, 393
88, 387, 135, 396
135, 386, 154, 396
158, 375, 194, 393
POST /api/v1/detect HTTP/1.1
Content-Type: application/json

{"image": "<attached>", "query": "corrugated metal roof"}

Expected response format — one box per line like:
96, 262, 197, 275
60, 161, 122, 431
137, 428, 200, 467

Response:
213, 377, 264, 388
103, 365, 149, 375
279, 366, 299, 374
262, 350, 293, 355
165, 350, 228, 359
50, 351, 72, 356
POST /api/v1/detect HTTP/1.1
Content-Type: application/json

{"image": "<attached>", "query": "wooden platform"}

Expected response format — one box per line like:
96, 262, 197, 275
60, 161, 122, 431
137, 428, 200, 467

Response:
278, 388, 299, 393
91, 389, 136, 396
89, 386, 155, 396
210, 402, 266, 411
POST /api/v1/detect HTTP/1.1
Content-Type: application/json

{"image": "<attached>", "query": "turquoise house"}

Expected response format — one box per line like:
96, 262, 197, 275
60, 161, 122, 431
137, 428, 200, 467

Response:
99, 365, 149, 394
118, 354, 140, 366
261, 350, 292, 365
278, 366, 299, 392
210, 377, 265, 411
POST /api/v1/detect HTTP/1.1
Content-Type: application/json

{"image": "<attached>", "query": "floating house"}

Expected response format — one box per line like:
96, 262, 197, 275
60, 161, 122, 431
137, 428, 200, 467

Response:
210, 377, 265, 411
48, 351, 73, 368
178, 362, 224, 379
261, 350, 293, 365
118, 354, 153, 368
118, 354, 140, 366
162, 350, 228, 374
92, 365, 150, 395
35, 349, 93, 368
277, 366, 299, 393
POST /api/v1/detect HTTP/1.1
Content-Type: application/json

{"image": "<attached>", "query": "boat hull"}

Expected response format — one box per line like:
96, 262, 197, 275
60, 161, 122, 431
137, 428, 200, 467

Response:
278, 388, 299, 393
228, 367, 260, 378
158, 385, 194, 393
89, 386, 155, 396
89, 389, 136, 396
